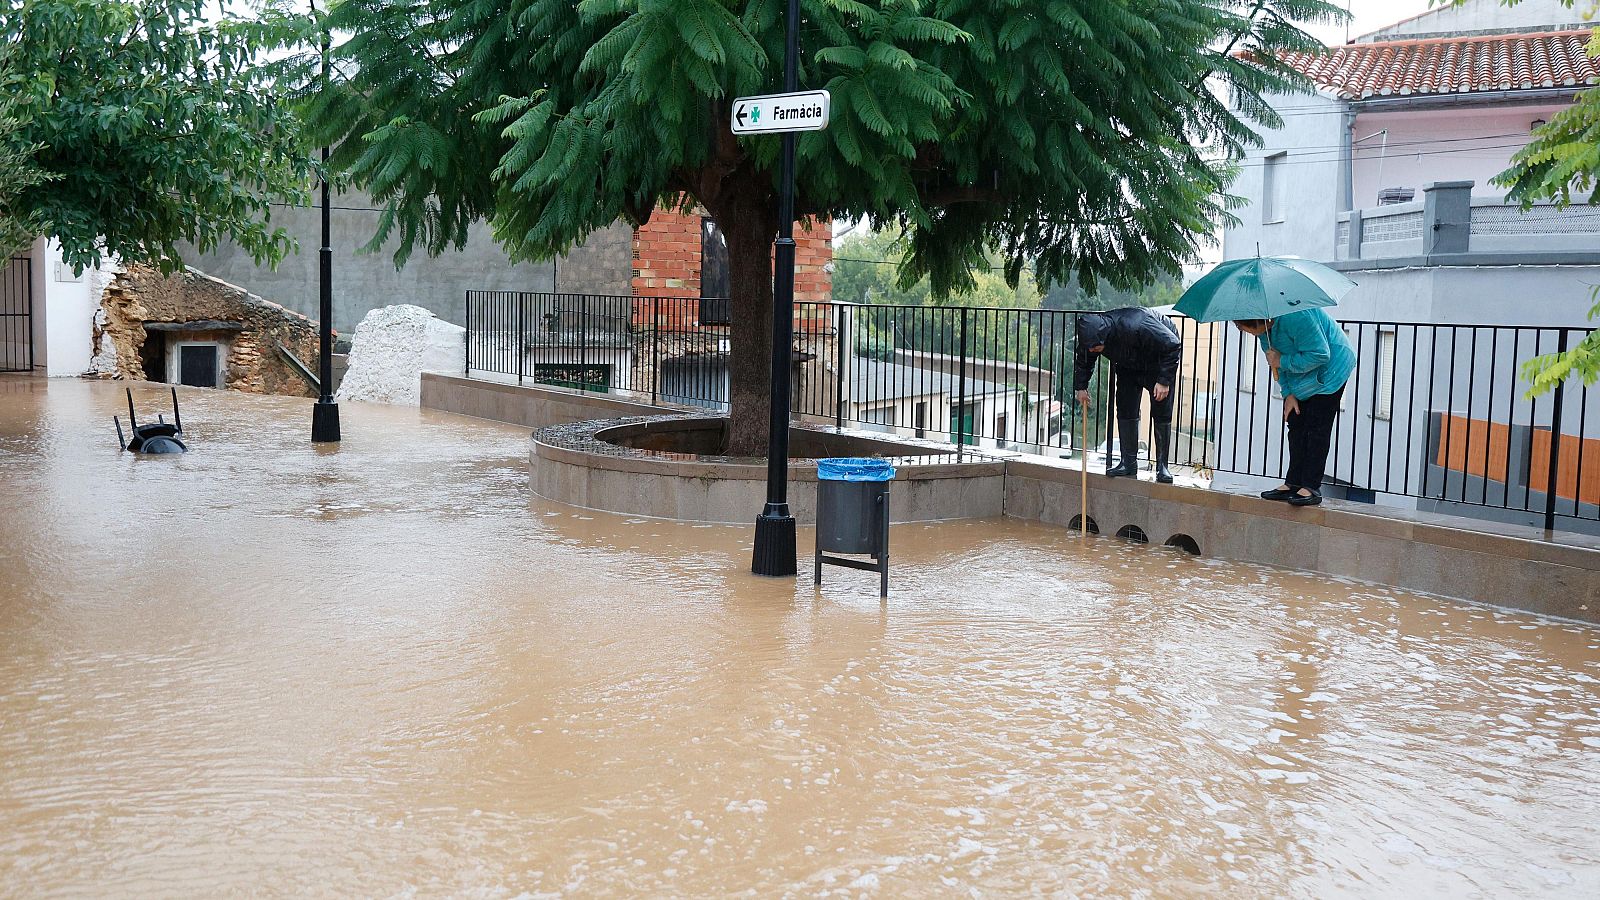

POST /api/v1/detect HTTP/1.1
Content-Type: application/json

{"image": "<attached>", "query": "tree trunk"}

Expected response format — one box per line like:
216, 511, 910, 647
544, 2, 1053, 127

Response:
709, 195, 777, 457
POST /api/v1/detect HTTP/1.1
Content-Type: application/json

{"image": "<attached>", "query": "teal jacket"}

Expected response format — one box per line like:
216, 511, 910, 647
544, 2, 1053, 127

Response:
1259, 309, 1356, 399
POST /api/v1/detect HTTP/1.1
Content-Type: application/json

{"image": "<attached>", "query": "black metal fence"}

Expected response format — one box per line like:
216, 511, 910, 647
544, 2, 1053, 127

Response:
465, 291, 1598, 531
1, 256, 33, 373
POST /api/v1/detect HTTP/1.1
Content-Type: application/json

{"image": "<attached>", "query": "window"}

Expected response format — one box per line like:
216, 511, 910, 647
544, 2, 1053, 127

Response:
913, 400, 928, 438
1238, 335, 1259, 395
1262, 152, 1287, 224
1375, 329, 1396, 420
866, 404, 897, 426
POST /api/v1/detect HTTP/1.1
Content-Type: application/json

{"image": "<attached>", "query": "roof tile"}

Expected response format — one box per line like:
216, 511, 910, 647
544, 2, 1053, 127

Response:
1279, 29, 1600, 100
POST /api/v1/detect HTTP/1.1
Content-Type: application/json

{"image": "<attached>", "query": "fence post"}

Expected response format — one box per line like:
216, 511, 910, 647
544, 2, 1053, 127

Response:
1544, 328, 1570, 533
464, 291, 472, 376
957, 306, 969, 447
579, 294, 589, 390
835, 302, 846, 428
515, 294, 525, 385
651, 295, 660, 407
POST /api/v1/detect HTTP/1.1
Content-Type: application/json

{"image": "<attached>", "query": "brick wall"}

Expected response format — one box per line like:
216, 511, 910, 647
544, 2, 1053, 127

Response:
632, 207, 832, 326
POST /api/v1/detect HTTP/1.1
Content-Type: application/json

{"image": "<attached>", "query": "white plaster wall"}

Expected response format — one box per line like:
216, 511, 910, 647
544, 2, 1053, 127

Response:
1350, 104, 1569, 207
1211, 265, 1600, 509
1222, 90, 1348, 263
1360, 0, 1585, 40
33, 238, 114, 377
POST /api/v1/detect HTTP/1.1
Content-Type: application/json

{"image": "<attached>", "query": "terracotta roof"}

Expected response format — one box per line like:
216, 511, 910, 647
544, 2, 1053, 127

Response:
1278, 29, 1600, 100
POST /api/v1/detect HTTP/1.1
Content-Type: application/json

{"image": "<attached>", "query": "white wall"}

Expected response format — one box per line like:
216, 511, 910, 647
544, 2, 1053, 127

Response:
1360, 0, 1585, 40
32, 238, 113, 377
1223, 90, 1348, 263
1350, 104, 1569, 208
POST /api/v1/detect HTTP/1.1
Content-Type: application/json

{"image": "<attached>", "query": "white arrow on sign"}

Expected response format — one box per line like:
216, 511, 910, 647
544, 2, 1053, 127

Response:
731, 90, 831, 135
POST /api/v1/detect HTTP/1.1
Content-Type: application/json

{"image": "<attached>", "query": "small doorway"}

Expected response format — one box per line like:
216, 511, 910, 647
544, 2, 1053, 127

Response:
1, 256, 33, 373
174, 343, 221, 388
949, 404, 976, 446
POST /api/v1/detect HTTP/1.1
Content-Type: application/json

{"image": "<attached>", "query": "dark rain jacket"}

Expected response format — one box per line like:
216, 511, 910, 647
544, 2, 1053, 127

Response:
1072, 308, 1182, 392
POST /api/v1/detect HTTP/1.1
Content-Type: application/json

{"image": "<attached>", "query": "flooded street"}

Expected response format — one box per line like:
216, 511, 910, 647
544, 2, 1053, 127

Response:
2, 377, 1598, 897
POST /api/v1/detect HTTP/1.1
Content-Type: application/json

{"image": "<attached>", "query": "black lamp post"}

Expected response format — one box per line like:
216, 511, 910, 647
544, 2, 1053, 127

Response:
310, 0, 340, 443
750, 0, 801, 577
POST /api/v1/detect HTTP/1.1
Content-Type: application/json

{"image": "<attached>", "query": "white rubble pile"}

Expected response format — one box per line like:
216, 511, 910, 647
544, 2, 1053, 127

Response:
335, 304, 465, 406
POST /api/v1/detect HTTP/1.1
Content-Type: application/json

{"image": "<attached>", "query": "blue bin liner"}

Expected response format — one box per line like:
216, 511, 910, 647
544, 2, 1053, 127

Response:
817, 457, 896, 482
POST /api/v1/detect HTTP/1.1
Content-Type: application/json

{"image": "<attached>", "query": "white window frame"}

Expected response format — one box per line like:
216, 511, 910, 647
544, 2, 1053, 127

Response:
167, 340, 226, 388
1375, 327, 1396, 420
1262, 152, 1287, 225
1239, 338, 1259, 395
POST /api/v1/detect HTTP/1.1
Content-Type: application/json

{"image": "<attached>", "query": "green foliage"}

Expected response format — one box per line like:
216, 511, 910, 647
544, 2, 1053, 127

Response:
0, 0, 313, 273
302, 0, 1341, 285
1520, 288, 1600, 392
0, 94, 51, 259
296, 0, 1343, 444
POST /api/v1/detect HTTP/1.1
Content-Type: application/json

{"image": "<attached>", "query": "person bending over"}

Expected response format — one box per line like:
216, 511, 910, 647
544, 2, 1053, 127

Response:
1073, 308, 1182, 483
1234, 308, 1357, 506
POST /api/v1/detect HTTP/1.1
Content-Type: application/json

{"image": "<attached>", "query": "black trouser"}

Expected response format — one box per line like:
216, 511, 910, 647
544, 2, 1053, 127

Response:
1114, 370, 1174, 422
1285, 385, 1345, 492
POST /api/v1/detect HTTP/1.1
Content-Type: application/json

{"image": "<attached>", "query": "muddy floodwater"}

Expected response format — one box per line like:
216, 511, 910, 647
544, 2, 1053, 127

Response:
1, 378, 1598, 897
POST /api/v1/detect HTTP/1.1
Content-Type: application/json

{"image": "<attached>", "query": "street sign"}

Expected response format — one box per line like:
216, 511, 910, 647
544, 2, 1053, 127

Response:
730, 90, 831, 135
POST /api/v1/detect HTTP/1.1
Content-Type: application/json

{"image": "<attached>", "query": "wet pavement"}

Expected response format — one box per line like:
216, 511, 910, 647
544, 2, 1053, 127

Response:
1, 377, 1598, 897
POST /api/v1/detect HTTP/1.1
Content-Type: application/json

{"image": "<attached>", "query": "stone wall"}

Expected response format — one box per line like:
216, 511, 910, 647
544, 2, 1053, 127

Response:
180, 191, 634, 332
91, 265, 321, 397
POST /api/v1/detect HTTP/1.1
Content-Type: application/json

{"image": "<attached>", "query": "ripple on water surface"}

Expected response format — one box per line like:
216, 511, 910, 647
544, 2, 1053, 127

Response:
0, 378, 1597, 896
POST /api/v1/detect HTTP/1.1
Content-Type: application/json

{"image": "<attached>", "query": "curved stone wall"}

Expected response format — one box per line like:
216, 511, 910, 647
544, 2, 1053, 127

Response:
531, 416, 1007, 524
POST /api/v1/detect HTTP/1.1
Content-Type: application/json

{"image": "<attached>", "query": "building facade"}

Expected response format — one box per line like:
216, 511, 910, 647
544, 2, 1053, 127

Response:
1216, 0, 1600, 530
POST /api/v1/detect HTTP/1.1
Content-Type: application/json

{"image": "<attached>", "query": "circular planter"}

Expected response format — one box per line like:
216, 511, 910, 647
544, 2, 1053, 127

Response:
530, 415, 1008, 524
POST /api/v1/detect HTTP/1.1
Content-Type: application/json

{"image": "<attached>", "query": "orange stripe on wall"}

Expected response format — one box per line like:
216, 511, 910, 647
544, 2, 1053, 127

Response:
1529, 430, 1600, 506
1434, 414, 1511, 483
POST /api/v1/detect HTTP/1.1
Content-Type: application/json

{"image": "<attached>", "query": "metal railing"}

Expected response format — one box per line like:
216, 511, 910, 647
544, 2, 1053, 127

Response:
1, 256, 34, 373
465, 291, 1599, 531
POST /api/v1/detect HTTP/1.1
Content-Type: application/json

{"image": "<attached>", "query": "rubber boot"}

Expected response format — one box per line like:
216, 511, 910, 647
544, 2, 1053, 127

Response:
1153, 421, 1174, 484
1105, 419, 1140, 477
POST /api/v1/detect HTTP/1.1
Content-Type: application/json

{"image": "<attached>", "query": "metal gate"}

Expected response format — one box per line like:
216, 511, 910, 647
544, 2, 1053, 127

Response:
1, 256, 33, 373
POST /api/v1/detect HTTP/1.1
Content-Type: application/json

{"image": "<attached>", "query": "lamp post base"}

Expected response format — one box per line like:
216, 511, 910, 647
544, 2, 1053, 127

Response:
311, 400, 341, 443
751, 505, 797, 576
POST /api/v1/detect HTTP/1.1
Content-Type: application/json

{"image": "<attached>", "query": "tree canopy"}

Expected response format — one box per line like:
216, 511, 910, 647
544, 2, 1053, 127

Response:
0, 95, 50, 260
0, 0, 312, 273
299, 0, 1343, 453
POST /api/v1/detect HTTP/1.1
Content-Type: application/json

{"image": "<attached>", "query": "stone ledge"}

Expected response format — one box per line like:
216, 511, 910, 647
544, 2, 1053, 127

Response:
530, 415, 1006, 525
1004, 456, 1599, 573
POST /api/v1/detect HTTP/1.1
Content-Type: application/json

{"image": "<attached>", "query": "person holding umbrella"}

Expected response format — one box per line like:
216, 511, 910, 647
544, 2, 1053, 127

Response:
1072, 308, 1182, 483
1233, 309, 1356, 505
1175, 256, 1358, 507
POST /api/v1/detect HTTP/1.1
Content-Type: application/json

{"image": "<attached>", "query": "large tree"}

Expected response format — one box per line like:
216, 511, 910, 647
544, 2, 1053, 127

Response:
302, 0, 1342, 454
0, 0, 312, 273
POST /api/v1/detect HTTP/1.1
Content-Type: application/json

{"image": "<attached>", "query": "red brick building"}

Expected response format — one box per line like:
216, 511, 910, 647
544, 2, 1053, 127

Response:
631, 207, 832, 326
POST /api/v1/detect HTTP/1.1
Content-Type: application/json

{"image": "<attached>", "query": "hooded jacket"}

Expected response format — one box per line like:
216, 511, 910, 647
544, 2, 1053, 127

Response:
1072, 308, 1182, 392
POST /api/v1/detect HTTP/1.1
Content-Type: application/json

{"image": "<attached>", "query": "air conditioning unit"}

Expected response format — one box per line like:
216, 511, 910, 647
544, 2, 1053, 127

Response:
1377, 187, 1415, 205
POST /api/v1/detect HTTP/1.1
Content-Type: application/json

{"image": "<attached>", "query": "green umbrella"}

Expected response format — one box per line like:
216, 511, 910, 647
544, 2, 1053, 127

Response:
1174, 256, 1356, 323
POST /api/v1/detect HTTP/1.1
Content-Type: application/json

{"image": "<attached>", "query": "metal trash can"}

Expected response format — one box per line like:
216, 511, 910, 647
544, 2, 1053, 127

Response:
814, 458, 895, 596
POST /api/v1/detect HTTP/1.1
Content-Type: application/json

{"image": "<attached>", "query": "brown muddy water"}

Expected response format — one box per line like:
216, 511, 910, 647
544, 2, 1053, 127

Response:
1, 378, 1598, 898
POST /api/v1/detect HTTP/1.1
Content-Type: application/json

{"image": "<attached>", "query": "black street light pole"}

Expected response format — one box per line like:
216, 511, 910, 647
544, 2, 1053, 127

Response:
310, 2, 341, 443
751, 0, 801, 577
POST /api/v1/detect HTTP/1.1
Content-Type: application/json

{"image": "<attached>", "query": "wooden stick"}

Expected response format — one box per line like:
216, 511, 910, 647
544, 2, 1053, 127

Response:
1080, 398, 1089, 541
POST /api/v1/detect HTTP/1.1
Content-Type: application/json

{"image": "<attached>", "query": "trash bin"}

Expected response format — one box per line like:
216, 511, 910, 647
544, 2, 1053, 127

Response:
816, 458, 895, 554
815, 458, 895, 596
